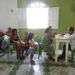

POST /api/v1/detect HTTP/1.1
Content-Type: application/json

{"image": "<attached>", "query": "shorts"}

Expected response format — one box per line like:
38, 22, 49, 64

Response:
28, 47, 35, 55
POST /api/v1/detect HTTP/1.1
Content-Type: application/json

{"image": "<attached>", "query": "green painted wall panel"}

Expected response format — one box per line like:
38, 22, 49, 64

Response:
17, 0, 75, 35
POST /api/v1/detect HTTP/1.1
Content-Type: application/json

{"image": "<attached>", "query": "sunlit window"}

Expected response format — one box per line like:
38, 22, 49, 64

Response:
26, 2, 48, 29
21, 2, 59, 29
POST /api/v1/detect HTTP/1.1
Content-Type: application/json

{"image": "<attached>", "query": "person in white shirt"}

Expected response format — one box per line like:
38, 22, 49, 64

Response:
69, 31, 75, 49
58, 27, 75, 59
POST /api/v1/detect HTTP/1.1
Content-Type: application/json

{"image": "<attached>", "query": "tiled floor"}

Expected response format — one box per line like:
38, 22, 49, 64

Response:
0, 53, 75, 75
0, 63, 14, 75
16, 64, 75, 75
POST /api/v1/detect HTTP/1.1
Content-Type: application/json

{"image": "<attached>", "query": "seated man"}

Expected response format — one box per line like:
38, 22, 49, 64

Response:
69, 29, 75, 49
58, 26, 75, 59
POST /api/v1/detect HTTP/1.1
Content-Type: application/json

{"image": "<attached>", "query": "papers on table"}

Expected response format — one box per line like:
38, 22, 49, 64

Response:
55, 34, 70, 39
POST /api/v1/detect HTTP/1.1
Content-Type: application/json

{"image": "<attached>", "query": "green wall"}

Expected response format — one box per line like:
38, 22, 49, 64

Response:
17, 0, 75, 39
18, 28, 44, 41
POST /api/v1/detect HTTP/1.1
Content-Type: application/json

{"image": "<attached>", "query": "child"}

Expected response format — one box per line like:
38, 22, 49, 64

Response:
21, 32, 29, 58
23, 32, 29, 55
28, 32, 36, 65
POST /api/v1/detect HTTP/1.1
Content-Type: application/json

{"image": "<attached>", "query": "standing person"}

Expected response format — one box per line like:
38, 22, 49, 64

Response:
28, 32, 36, 65
41, 26, 55, 60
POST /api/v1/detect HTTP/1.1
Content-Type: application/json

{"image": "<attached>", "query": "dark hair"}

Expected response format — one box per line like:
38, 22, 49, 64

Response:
69, 27, 74, 32
28, 32, 34, 40
68, 27, 74, 35
12, 29, 17, 35
45, 26, 52, 33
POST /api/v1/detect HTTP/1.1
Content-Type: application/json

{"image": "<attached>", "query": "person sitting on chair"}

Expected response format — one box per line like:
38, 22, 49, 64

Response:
10, 29, 22, 59
58, 26, 75, 59
41, 26, 55, 61
21, 32, 29, 57
6, 27, 12, 37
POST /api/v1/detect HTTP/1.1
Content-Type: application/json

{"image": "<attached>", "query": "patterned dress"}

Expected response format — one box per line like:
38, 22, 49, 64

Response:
41, 33, 55, 57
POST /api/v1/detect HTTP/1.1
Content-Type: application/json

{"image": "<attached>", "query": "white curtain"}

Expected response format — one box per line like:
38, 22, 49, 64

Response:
18, 7, 59, 29
18, 8, 27, 28
48, 7, 59, 29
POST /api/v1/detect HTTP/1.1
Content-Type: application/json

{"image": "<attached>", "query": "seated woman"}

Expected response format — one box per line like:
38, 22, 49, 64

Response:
41, 26, 55, 60
10, 29, 22, 59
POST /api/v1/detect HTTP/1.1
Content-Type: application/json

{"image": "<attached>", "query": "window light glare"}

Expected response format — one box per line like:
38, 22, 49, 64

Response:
28, 2, 47, 8
26, 2, 48, 29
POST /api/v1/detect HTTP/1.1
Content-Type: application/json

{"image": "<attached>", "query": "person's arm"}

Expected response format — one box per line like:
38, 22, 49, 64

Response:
69, 33, 75, 40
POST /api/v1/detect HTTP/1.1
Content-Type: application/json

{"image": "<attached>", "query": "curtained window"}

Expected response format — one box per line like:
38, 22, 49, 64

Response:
19, 2, 59, 29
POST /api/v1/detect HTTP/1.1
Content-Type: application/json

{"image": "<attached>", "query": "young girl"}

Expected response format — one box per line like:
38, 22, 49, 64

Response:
21, 32, 29, 58
23, 32, 29, 55
28, 32, 36, 65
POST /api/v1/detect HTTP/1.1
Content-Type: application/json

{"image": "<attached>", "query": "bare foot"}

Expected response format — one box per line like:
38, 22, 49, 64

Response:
30, 60, 35, 65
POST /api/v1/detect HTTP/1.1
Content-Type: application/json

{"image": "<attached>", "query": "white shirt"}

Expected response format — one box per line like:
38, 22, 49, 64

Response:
70, 31, 75, 49
70, 31, 75, 39
63, 31, 75, 49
